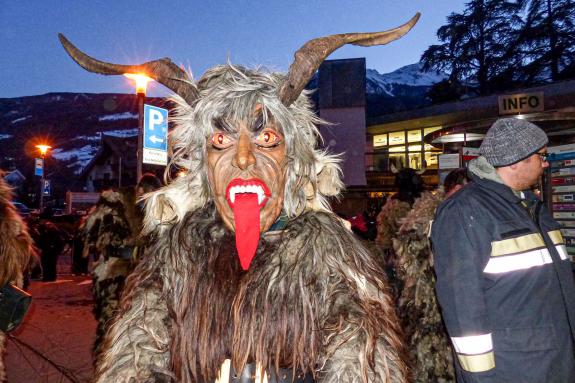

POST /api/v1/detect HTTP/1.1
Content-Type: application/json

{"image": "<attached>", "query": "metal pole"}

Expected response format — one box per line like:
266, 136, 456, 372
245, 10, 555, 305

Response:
39, 155, 45, 212
137, 91, 145, 182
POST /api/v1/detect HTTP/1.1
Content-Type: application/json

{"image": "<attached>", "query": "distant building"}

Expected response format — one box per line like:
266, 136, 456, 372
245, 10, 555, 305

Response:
79, 134, 138, 192
318, 58, 367, 187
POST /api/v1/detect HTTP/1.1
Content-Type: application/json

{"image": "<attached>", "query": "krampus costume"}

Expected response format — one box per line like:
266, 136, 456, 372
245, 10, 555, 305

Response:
83, 187, 141, 361
0, 176, 36, 382
375, 167, 424, 300
60, 13, 420, 383
392, 190, 454, 383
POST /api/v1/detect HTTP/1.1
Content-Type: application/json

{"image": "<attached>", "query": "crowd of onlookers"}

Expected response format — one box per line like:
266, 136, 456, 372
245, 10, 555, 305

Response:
23, 208, 88, 283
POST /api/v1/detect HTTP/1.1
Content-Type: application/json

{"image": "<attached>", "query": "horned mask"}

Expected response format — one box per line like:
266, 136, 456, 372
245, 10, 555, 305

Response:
59, 13, 419, 269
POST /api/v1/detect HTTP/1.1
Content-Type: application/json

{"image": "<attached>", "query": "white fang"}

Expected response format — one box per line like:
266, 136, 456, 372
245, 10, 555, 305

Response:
229, 185, 266, 205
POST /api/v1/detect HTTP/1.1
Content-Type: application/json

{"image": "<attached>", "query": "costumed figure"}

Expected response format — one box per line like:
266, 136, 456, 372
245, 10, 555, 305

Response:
34, 209, 67, 282
83, 174, 161, 362
0, 175, 37, 382
375, 165, 424, 299
392, 169, 469, 383
60, 13, 420, 383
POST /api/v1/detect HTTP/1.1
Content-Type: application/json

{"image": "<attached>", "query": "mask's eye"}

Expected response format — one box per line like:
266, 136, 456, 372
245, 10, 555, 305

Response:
211, 132, 233, 149
255, 129, 282, 148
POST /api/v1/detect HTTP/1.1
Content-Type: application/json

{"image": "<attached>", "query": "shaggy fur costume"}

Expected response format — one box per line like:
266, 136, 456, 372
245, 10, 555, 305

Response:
393, 190, 454, 383
83, 187, 142, 361
375, 199, 411, 252
0, 177, 36, 382
92, 65, 408, 383
95, 204, 408, 382
375, 199, 411, 300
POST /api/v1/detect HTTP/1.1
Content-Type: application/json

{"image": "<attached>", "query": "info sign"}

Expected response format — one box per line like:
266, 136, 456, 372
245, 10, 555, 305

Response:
498, 92, 544, 115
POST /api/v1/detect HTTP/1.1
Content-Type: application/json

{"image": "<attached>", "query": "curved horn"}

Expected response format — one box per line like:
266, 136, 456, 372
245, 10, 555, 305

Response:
58, 33, 199, 106
279, 13, 420, 106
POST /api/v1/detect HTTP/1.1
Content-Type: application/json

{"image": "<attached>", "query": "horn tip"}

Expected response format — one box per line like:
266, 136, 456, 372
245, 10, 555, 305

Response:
58, 33, 69, 45
411, 12, 422, 24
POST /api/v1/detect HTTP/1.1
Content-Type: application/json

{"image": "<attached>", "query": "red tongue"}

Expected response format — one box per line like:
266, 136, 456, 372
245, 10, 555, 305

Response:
233, 193, 260, 270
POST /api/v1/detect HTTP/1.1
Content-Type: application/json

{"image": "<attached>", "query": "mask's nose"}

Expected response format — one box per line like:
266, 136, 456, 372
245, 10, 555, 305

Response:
233, 131, 256, 170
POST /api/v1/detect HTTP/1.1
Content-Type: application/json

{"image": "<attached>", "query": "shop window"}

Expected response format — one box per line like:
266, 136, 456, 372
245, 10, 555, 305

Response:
388, 131, 405, 146
407, 130, 422, 143
409, 152, 423, 169
389, 153, 406, 169
372, 127, 443, 171
373, 134, 388, 147
425, 152, 439, 168
389, 146, 405, 153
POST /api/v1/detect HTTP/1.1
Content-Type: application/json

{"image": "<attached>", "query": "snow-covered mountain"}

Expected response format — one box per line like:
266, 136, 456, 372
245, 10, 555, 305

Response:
366, 63, 447, 96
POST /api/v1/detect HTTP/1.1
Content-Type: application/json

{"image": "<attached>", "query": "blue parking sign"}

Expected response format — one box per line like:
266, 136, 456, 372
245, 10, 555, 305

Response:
43, 179, 51, 196
143, 105, 168, 151
143, 104, 168, 165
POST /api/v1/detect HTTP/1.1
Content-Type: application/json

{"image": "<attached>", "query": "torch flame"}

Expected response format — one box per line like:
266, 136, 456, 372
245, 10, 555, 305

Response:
35, 144, 52, 156
124, 73, 152, 95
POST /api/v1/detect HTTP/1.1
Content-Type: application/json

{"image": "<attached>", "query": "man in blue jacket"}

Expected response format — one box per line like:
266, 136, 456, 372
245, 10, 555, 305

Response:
431, 118, 575, 382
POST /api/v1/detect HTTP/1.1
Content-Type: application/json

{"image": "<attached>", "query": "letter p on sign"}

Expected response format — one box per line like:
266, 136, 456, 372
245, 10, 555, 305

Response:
149, 109, 164, 130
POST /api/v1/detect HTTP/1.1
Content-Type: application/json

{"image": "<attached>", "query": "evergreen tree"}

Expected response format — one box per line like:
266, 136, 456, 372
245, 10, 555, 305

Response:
516, 0, 575, 81
422, 0, 523, 97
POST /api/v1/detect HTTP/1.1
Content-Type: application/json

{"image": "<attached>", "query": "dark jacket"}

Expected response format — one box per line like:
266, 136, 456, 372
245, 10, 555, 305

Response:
431, 157, 575, 383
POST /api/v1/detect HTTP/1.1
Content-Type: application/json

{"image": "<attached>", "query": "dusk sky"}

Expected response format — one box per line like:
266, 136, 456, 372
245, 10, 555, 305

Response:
1, 1, 464, 98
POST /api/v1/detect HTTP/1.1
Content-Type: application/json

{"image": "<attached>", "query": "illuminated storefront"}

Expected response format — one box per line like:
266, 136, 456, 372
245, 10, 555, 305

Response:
366, 78, 575, 192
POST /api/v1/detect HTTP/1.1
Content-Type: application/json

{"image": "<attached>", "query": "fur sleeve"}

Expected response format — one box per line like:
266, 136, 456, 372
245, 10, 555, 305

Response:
0, 206, 35, 287
94, 246, 173, 382
311, 213, 409, 383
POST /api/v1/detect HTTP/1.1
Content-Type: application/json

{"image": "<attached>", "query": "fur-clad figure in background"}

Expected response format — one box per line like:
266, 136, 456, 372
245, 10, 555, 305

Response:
83, 187, 139, 361
0, 175, 37, 382
83, 173, 161, 362
60, 12, 421, 383
392, 168, 469, 383
376, 166, 424, 299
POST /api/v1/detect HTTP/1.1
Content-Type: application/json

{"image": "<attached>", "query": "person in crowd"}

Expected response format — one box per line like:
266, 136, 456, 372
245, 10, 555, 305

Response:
83, 173, 162, 362
376, 165, 425, 299
431, 118, 575, 382
34, 209, 67, 282
0, 174, 37, 381
393, 168, 469, 383
59, 14, 420, 381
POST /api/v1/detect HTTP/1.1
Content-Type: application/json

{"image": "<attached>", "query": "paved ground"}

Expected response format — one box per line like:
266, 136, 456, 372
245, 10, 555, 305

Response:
5, 253, 96, 383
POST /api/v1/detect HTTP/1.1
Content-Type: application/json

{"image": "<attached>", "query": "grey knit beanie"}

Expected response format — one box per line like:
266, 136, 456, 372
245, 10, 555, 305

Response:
479, 118, 548, 167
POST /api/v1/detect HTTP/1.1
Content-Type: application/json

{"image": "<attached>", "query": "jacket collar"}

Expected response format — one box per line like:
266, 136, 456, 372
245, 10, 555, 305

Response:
468, 156, 523, 204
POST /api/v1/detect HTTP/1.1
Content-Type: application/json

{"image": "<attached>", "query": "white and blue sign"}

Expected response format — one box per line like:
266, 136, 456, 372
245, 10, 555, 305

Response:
42, 179, 51, 196
35, 158, 44, 177
143, 104, 168, 165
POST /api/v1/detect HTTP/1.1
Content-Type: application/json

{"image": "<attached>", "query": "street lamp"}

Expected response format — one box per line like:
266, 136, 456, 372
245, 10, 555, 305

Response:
35, 144, 52, 212
124, 73, 152, 182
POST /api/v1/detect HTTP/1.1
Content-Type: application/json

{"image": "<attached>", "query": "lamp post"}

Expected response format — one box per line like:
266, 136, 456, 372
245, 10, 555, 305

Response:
35, 144, 51, 212
124, 73, 152, 182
